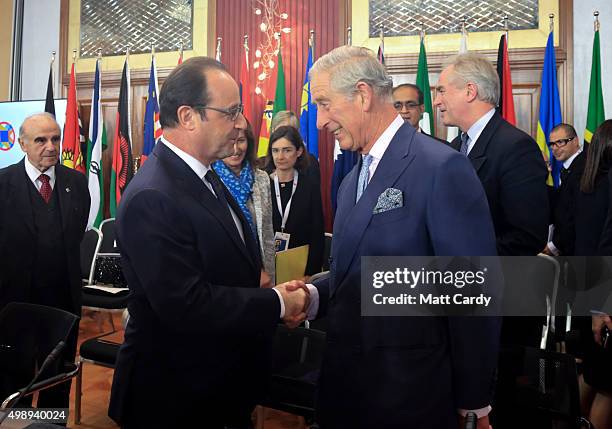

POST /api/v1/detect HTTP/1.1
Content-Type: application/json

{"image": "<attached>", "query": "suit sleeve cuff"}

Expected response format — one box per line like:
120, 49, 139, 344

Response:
547, 241, 561, 256
305, 284, 320, 320
457, 405, 492, 419
272, 287, 285, 318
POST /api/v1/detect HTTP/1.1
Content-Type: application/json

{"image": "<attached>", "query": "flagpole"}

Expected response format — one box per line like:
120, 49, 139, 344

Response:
347, 26, 352, 46
50, 51, 56, 67
309, 29, 315, 52
216, 37, 222, 62
178, 40, 184, 63
594, 10, 600, 32
549, 13, 554, 33
503, 14, 509, 45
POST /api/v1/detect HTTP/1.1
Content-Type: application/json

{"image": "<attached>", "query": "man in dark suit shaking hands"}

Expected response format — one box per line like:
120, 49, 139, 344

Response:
108, 57, 308, 429
436, 54, 549, 257
305, 46, 501, 429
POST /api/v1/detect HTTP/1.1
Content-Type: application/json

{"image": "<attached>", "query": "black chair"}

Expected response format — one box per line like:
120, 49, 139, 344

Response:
493, 345, 593, 429
99, 218, 119, 253
322, 233, 332, 272
74, 332, 121, 424
259, 325, 326, 427
82, 252, 130, 333
0, 303, 80, 409
80, 227, 102, 286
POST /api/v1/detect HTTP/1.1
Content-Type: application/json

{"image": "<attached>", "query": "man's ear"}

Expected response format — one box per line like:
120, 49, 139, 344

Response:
355, 81, 374, 111
177, 105, 198, 130
465, 82, 479, 103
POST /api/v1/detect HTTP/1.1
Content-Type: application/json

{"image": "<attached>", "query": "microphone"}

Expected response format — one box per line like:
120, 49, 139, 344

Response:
464, 412, 477, 429
0, 341, 66, 426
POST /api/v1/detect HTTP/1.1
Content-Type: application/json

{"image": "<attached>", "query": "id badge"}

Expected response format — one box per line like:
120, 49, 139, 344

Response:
274, 231, 291, 252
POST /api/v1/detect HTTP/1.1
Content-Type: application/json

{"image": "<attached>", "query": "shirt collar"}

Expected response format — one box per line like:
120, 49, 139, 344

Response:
24, 156, 56, 187
466, 108, 496, 145
564, 148, 582, 169
367, 115, 405, 161
160, 135, 211, 181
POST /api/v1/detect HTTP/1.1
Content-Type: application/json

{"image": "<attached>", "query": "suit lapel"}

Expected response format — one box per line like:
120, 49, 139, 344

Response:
467, 112, 502, 174
9, 160, 35, 237
154, 143, 257, 271
55, 166, 74, 233
333, 124, 417, 294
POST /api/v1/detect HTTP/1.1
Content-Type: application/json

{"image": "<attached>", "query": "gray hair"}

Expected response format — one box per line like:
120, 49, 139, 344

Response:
271, 110, 299, 132
446, 53, 500, 106
309, 45, 393, 101
19, 112, 59, 139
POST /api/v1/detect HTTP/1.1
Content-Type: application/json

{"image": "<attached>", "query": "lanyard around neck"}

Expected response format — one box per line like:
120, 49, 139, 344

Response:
273, 170, 299, 232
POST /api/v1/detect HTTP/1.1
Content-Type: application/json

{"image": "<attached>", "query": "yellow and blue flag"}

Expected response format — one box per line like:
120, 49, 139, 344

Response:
142, 57, 161, 163
300, 46, 318, 158
536, 32, 563, 188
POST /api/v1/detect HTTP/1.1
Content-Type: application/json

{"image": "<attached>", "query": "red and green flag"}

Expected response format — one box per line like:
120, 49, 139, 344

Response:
585, 28, 605, 144
110, 59, 133, 216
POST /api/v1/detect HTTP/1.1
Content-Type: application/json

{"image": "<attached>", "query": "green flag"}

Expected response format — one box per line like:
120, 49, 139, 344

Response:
272, 48, 287, 116
585, 29, 605, 144
416, 38, 434, 136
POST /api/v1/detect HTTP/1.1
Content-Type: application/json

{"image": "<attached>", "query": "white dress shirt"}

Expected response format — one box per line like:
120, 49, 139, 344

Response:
160, 137, 289, 316
24, 157, 56, 191
464, 108, 496, 155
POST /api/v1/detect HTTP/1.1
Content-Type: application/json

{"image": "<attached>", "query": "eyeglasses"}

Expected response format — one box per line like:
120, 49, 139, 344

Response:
548, 136, 575, 148
393, 101, 421, 110
193, 104, 244, 121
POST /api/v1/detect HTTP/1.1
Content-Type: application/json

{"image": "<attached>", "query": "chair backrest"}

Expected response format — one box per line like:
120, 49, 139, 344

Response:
322, 233, 332, 271
80, 227, 102, 285
99, 218, 118, 253
495, 345, 583, 426
0, 303, 78, 389
270, 325, 326, 375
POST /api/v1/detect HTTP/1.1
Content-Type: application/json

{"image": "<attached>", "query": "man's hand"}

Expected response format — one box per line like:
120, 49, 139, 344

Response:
260, 270, 273, 288
458, 414, 491, 429
274, 280, 309, 328
592, 313, 612, 345
541, 246, 554, 256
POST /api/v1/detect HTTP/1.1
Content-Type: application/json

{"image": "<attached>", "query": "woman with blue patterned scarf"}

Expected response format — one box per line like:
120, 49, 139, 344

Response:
213, 123, 275, 287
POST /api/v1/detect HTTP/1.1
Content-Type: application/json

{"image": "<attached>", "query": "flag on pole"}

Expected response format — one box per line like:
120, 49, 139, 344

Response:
110, 59, 134, 216
416, 36, 434, 136
86, 59, 105, 229
536, 31, 563, 187
585, 26, 605, 144
377, 25, 385, 65
331, 145, 358, 213
300, 44, 318, 157
62, 63, 86, 173
240, 37, 253, 124
496, 34, 517, 125
447, 28, 468, 141
142, 56, 161, 163
272, 47, 287, 117
257, 101, 274, 157
45, 65, 55, 117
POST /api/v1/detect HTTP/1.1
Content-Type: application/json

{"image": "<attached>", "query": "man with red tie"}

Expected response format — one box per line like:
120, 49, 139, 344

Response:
0, 112, 89, 408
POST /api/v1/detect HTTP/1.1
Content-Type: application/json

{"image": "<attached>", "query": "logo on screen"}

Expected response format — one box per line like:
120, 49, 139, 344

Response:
0, 122, 16, 151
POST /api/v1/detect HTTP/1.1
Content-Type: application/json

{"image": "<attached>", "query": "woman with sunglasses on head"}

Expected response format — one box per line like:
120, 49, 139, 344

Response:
267, 126, 325, 279
213, 121, 275, 288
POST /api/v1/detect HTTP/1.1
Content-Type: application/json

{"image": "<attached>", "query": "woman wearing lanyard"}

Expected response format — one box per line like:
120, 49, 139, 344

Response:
213, 121, 275, 288
267, 126, 325, 278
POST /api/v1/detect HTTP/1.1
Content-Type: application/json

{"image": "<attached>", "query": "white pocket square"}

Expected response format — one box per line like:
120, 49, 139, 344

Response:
373, 188, 403, 214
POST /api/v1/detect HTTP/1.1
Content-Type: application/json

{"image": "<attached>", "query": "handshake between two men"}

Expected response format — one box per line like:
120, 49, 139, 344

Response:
273, 280, 311, 329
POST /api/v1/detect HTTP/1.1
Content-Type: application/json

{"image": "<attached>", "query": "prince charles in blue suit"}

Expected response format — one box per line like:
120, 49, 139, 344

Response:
304, 46, 501, 429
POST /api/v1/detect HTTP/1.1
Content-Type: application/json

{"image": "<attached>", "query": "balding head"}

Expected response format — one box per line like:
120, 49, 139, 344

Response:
18, 113, 61, 172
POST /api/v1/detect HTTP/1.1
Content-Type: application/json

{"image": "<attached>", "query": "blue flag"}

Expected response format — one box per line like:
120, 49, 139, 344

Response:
300, 46, 319, 158
536, 32, 563, 188
142, 58, 161, 162
331, 142, 358, 213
